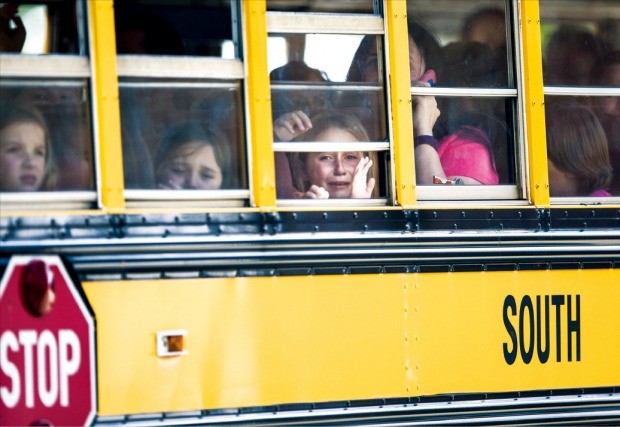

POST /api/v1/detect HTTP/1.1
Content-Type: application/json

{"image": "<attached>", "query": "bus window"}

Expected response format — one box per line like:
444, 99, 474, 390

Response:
0, 81, 94, 192
0, 1, 80, 54
120, 83, 245, 191
267, 9, 389, 204
116, 1, 248, 206
407, 0, 518, 195
114, 0, 234, 57
540, 0, 619, 198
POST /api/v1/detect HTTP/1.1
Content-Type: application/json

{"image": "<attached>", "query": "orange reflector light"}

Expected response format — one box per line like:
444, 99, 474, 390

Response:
156, 329, 188, 357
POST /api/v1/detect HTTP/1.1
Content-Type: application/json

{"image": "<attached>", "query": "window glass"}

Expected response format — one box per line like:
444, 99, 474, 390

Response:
114, 0, 234, 57
407, 0, 511, 87
269, 33, 369, 83
119, 83, 246, 191
540, 0, 618, 198
0, 82, 94, 192
266, 0, 374, 14
407, 0, 517, 189
540, 0, 618, 86
0, 1, 80, 54
276, 148, 387, 200
269, 34, 386, 139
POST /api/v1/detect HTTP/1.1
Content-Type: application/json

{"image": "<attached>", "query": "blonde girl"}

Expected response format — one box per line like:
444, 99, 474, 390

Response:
0, 103, 56, 192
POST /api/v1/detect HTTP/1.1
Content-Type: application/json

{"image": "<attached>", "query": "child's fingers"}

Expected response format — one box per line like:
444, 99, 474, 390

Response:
305, 185, 329, 199
366, 177, 376, 195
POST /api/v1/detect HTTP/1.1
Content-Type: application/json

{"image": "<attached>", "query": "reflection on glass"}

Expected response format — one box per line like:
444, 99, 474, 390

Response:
440, 40, 508, 87
114, 0, 234, 57
276, 112, 384, 199
0, 83, 94, 192
540, 0, 618, 86
406, 0, 510, 87
119, 84, 245, 190
543, 25, 609, 86
0, 1, 79, 54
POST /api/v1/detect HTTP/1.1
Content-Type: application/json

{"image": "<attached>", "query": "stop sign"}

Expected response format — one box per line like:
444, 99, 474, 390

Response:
0, 255, 96, 426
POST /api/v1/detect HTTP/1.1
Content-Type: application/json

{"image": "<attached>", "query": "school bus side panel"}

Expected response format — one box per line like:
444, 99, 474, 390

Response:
84, 275, 407, 415
84, 269, 619, 415
411, 269, 620, 395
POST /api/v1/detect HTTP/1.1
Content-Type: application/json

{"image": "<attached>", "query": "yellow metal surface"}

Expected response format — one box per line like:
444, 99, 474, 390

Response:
243, 0, 276, 209
84, 275, 406, 415
519, 0, 550, 206
84, 269, 619, 416
88, 0, 125, 211
386, 1, 417, 207
410, 269, 620, 394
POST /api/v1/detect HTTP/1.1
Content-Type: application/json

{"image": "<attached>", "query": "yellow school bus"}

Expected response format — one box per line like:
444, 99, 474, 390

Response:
1, 0, 619, 425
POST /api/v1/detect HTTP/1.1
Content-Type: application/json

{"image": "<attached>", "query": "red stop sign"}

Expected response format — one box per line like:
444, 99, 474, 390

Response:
0, 255, 96, 426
